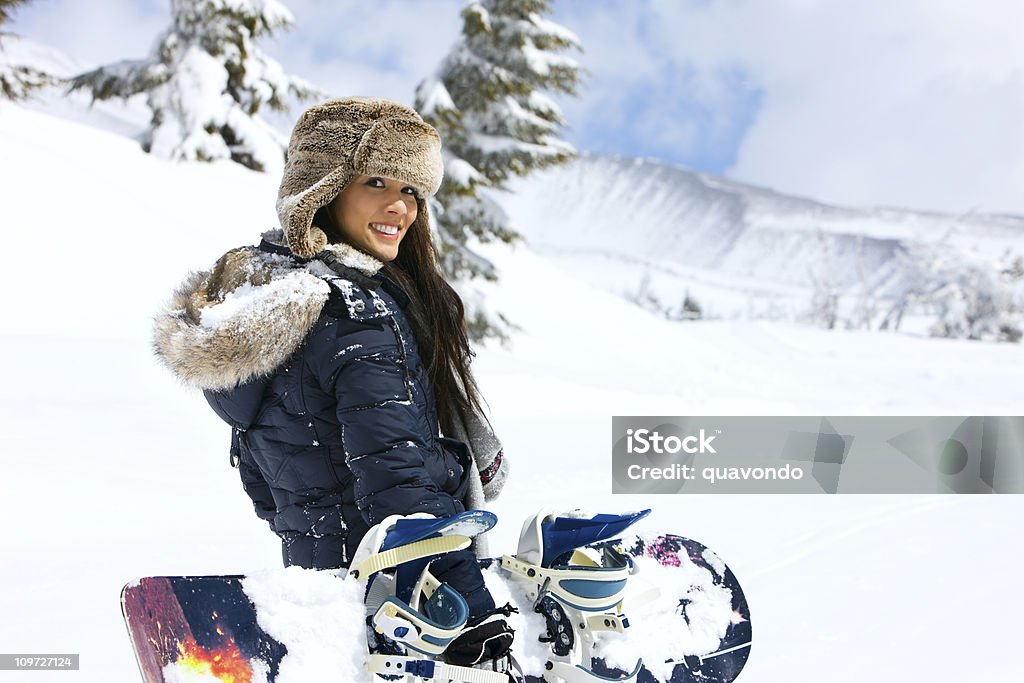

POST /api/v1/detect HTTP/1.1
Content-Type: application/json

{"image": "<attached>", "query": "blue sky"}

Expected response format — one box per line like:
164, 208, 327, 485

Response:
10, 0, 1024, 216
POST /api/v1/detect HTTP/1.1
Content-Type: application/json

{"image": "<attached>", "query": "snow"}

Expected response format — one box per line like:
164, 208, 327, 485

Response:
492, 94, 559, 134
415, 77, 456, 117
519, 41, 578, 78
597, 555, 735, 681
443, 155, 486, 187
527, 13, 583, 49
1, 87, 1023, 683
242, 568, 366, 681
195, 275, 319, 330
468, 129, 572, 157
149, 46, 231, 162
525, 89, 562, 120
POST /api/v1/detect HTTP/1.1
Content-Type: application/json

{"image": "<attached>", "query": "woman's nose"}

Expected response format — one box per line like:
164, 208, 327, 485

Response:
385, 195, 408, 215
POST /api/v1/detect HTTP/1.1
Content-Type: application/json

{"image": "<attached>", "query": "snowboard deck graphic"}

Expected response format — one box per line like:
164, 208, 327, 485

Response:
121, 535, 750, 683
120, 575, 287, 682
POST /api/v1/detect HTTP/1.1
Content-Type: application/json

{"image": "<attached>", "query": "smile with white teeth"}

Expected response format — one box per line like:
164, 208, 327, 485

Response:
370, 222, 400, 236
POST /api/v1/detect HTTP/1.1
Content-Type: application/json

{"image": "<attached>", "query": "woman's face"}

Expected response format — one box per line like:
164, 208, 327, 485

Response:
328, 175, 419, 262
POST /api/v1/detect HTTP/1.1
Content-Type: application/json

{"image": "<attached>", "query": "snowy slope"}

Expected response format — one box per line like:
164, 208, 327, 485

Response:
1, 96, 1023, 683
503, 154, 1024, 322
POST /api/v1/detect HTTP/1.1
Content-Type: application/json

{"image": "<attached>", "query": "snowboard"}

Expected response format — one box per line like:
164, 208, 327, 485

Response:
121, 536, 750, 683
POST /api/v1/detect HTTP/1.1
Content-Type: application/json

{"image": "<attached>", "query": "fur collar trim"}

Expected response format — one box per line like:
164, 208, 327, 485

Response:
259, 228, 384, 276
321, 241, 383, 276
153, 239, 345, 391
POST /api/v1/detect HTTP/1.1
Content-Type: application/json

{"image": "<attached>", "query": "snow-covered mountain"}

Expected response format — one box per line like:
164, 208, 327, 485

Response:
504, 154, 1024, 326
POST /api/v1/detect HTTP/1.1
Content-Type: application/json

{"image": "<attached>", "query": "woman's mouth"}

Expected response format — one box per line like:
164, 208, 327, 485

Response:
370, 222, 400, 237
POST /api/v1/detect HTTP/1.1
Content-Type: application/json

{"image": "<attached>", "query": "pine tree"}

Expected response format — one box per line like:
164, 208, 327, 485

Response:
0, 0, 23, 23
415, 0, 581, 338
0, 0, 53, 101
70, 0, 318, 172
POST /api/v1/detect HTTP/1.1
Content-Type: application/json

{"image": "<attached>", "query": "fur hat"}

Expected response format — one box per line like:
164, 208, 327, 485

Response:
276, 97, 445, 258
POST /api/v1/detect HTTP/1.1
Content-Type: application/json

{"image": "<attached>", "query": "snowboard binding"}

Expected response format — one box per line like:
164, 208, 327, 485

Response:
350, 510, 522, 683
500, 509, 651, 683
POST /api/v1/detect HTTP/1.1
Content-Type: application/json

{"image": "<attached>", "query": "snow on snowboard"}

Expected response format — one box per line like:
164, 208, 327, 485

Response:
121, 510, 751, 683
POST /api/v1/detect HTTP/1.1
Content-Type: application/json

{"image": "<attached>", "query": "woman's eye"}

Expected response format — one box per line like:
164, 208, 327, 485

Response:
401, 187, 419, 198
365, 177, 385, 188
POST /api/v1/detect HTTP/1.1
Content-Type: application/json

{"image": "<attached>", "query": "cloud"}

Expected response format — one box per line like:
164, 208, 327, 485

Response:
557, 0, 1024, 214
265, 0, 463, 105
552, 1, 760, 171
10, 0, 167, 67
711, 0, 1024, 215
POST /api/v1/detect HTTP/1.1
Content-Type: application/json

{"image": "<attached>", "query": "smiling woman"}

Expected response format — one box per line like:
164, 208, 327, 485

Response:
318, 175, 420, 262
152, 97, 516, 674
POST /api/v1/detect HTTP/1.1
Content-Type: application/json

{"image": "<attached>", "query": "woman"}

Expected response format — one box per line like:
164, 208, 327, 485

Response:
153, 98, 512, 667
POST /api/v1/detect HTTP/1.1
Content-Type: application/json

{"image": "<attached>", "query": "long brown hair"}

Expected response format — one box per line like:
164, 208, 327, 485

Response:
313, 199, 482, 435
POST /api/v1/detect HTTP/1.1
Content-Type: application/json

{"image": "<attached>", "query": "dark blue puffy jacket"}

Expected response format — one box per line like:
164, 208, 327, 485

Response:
202, 241, 470, 570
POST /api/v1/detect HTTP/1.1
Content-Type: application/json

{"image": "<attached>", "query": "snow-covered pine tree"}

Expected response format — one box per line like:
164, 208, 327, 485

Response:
70, 0, 318, 172
0, 0, 53, 100
415, 0, 581, 338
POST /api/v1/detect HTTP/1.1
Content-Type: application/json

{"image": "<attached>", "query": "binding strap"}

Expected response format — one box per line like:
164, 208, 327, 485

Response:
367, 654, 509, 683
499, 554, 631, 612
350, 535, 471, 581
546, 659, 643, 683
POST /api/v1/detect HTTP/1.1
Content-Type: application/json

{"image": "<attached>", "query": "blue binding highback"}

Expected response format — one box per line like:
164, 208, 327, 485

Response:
540, 509, 651, 567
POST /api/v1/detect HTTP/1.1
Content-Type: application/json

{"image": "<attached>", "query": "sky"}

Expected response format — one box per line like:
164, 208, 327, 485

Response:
9, 0, 1024, 217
